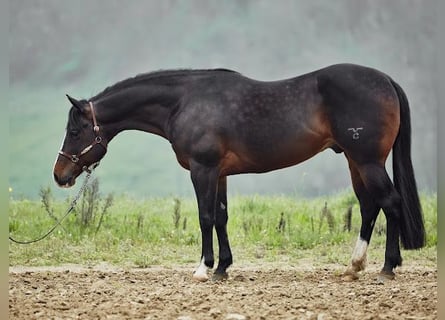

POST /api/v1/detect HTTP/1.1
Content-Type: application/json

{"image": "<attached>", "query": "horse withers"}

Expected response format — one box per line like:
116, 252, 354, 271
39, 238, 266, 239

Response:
53, 63, 425, 282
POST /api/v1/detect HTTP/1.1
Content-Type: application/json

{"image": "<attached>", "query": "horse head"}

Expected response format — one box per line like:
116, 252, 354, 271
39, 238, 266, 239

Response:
53, 95, 107, 187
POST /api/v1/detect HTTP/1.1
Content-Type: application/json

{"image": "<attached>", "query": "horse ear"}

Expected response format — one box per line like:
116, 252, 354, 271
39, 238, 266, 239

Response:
66, 94, 86, 112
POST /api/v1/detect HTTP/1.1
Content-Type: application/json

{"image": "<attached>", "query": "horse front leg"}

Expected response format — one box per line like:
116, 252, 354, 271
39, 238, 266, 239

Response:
190, 161, 219, 282
212, 176, 233, 281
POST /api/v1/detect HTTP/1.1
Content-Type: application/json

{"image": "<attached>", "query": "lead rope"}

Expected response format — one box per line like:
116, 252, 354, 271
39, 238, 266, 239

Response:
9, 166, 95, 245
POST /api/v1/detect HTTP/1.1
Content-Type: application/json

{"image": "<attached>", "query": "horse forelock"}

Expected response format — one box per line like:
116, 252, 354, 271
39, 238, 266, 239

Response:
67, 107, 83, 130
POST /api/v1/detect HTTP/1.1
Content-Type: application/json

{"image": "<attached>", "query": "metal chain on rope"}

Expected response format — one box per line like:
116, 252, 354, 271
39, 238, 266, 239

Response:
9, 168, 94, 245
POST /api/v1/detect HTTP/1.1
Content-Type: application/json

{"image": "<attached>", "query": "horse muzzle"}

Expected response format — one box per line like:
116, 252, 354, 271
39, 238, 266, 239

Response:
53, 171, 77, 188
53, 158, 100, 188
53, 156, 81, 188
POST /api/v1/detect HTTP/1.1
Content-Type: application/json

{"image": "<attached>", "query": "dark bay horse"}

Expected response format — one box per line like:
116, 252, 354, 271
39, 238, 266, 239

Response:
53, 63, 425, 282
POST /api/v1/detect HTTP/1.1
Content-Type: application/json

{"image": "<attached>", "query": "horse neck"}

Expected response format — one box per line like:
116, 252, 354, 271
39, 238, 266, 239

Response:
93, 84, 184, 141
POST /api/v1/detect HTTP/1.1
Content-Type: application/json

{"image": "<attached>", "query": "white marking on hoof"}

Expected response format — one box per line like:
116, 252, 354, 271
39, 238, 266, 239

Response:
351, 236, 368, 271
192, 258, 209, 282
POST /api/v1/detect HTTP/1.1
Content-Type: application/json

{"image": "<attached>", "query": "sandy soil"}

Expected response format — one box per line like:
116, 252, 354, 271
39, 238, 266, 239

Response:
9, 262, 437, 320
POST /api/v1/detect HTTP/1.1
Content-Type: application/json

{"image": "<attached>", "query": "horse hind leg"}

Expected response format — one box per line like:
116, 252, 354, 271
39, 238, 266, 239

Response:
353, 163, 403, 282
343, 159, 380, 281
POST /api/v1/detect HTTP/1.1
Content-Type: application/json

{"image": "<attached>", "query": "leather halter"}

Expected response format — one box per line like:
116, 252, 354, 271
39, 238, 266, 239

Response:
58, 101, 107, 172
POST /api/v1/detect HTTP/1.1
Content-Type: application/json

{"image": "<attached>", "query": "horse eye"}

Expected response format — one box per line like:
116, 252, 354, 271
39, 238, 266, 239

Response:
70, 129, 80, 137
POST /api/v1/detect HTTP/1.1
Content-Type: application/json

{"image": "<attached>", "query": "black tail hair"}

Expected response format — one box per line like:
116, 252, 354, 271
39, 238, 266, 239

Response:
390, 79, 425, 249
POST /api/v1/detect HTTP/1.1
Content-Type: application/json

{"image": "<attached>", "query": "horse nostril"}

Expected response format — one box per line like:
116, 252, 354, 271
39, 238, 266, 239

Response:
54, 172, 68, 186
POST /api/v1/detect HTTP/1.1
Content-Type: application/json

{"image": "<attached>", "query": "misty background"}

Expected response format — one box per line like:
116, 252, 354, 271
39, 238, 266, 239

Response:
9, 0, 437, 199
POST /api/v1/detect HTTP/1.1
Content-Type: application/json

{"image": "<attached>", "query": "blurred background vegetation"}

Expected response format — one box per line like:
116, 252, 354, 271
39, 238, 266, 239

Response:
9, 0, 437, 199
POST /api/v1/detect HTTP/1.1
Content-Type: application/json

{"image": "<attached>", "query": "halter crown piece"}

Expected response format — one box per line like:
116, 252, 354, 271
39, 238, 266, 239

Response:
90, 101, 100, 133
58, 101, 107, 172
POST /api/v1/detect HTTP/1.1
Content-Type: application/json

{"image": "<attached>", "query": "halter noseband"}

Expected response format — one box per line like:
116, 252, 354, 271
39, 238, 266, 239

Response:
58, 101, 107, 172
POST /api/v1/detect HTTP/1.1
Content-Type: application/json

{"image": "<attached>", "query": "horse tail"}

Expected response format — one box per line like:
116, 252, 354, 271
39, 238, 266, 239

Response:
390, 78, 425, 249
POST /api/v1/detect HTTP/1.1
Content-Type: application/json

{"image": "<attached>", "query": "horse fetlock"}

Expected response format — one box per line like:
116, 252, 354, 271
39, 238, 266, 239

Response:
205, 258, 215, 269
342, 256, 366, 282
351, 256, 367, 272
215, 257, 232, 277
384, 254, 402, 271
392, 255, 403, 267
218, 255, 232, 269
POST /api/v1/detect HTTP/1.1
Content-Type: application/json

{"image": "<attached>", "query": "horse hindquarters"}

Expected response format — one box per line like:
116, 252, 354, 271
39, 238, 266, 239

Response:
327, 71, 425, 280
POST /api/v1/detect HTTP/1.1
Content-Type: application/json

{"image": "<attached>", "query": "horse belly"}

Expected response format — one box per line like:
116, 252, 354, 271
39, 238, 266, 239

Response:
220, 131, 329, 176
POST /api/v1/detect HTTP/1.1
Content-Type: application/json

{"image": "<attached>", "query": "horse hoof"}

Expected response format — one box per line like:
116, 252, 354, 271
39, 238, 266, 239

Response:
376, 271, 395, 284
342, 268, 359, 281
192, 273, 209, 282
342, 272, 359, 282
212, 272, 228, 282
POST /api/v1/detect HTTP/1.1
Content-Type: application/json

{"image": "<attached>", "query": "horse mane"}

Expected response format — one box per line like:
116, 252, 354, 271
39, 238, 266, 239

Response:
92, 68, 238, 100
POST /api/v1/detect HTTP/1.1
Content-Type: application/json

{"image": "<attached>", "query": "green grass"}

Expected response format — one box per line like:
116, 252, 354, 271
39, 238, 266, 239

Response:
9, 189, 437, 269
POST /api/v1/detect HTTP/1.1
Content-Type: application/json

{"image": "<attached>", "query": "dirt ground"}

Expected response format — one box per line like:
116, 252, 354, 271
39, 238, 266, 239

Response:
9, 261, 437, 320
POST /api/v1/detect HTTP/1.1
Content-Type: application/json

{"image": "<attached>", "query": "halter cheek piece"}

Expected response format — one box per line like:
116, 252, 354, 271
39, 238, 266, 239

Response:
58, 101, 107, 173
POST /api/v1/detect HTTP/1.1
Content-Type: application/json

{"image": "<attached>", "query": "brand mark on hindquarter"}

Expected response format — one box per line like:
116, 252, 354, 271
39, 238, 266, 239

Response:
347, 127, 363, 140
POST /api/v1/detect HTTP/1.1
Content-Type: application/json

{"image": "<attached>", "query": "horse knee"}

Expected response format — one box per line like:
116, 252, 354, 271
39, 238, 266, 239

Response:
199, 215, 214, 230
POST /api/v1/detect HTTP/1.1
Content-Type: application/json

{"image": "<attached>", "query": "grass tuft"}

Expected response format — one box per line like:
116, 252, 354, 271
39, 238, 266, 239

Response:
9, 189, 437, 268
